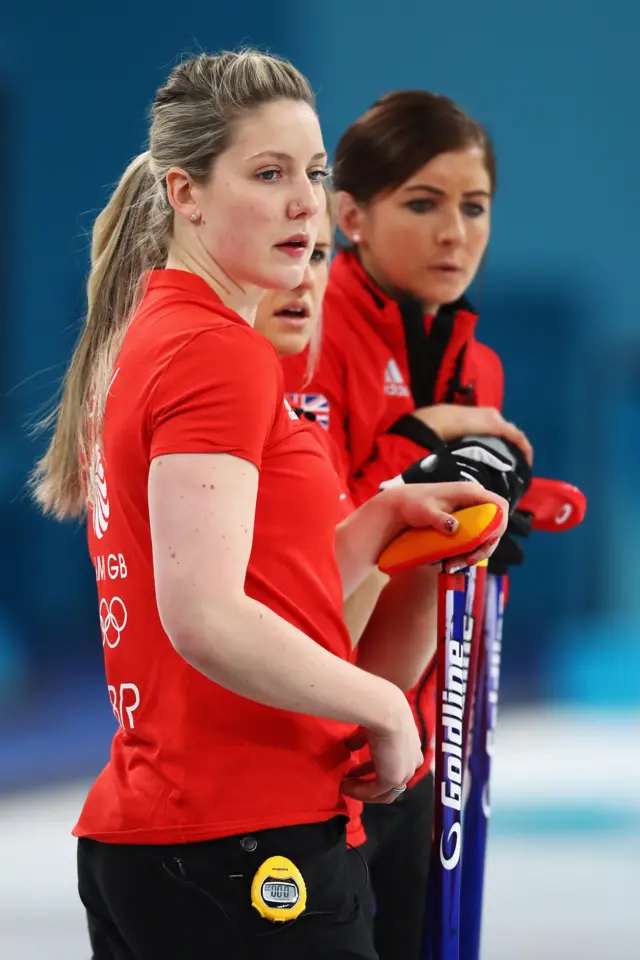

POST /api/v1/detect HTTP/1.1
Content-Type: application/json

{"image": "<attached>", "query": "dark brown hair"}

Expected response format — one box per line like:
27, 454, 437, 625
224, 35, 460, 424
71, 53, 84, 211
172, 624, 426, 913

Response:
332, 90, 496, 204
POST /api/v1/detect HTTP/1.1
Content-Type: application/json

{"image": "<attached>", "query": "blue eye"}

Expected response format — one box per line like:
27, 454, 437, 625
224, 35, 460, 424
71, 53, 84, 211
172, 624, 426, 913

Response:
310, 247, 328, 263
405, 198, 435, 214
308, 168, 330, 183
462, 202, 486, 218
257, 169, 282, 182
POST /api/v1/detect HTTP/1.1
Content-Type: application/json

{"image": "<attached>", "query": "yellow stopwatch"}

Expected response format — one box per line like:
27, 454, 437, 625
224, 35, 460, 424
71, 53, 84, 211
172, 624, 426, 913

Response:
251, 855, 307, 923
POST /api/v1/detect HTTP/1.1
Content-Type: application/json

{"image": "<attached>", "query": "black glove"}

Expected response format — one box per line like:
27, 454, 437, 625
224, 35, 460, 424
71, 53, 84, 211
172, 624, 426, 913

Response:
381, 434, 532, 515
487, 508, 533, 574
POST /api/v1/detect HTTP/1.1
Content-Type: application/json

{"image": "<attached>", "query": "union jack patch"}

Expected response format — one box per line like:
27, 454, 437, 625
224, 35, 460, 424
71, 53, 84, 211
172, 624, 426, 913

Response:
286, 393, 330, 430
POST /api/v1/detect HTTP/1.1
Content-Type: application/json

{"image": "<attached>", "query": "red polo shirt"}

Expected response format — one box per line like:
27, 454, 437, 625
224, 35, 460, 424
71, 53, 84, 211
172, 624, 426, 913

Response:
74, 269, 356, 844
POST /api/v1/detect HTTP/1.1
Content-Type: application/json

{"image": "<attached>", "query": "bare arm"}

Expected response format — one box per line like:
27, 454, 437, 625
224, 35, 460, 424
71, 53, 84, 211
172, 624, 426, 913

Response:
355, 564, 439, 690
337, 483, 508, 691
148, 451, 406, 734
336, 481, 508, 600
335, 489, 429, 599
342, 568, 389, 648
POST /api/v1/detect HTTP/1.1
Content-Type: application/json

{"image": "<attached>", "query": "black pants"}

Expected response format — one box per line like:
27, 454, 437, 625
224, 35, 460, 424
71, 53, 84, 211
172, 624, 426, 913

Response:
78, 816, 377, 960
358, 772, 434, 960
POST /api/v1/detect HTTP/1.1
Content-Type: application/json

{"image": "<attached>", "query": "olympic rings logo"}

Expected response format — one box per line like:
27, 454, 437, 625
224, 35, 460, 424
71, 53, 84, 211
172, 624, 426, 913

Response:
99, 596, 128, 649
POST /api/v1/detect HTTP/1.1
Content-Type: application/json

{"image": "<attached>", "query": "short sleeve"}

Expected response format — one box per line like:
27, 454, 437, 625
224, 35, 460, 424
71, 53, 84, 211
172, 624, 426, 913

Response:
149, 326, 281, 468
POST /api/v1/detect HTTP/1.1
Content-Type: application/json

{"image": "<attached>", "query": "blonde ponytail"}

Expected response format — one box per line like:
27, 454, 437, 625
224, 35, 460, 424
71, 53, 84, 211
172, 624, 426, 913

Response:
32, 49, 314, 520
32, 151, 170, 517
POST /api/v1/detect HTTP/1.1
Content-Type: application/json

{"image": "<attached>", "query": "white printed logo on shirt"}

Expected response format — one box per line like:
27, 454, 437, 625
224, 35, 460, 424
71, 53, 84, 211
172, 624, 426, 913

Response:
384, 359, 410, 398
88, 366, 119, 541
283, 397, 299, 421
90, 446, 110, 540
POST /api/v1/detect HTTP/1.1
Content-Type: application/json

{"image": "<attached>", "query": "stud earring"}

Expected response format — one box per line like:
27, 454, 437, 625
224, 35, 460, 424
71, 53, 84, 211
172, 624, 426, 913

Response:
190, 213, 199, 223
352, 233, 361, 243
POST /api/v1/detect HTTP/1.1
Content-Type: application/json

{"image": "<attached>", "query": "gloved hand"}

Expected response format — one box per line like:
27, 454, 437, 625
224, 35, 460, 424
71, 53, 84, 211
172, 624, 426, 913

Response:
380, 434, 532, 515
487, 508, 533, 574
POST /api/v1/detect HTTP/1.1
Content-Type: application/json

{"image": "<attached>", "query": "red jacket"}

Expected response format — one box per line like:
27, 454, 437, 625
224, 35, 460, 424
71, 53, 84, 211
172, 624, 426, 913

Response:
282, 250, 505, 827
282, 250, 504, 507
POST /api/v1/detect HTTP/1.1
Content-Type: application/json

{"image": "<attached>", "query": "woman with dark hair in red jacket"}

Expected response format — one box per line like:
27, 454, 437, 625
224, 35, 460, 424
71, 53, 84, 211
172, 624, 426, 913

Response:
282, 90, 533, 960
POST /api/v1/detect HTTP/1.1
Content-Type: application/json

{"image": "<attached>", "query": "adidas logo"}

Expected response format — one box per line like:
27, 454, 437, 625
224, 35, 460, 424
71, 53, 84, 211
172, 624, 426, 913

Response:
384, 358, 410, 398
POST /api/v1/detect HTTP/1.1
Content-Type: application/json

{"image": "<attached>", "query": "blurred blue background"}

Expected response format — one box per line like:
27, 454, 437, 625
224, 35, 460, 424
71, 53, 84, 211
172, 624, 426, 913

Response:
0, 3, 639, 957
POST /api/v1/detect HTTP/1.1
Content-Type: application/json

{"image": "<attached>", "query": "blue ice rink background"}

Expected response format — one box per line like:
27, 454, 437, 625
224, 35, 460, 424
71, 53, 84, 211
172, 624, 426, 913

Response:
1, 2, 639, 956
2, 712, 638, 959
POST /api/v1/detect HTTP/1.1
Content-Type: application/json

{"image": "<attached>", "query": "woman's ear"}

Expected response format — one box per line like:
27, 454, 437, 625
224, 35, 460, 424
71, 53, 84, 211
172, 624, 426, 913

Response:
166, 166, 199, 223
337, 192, 366, 245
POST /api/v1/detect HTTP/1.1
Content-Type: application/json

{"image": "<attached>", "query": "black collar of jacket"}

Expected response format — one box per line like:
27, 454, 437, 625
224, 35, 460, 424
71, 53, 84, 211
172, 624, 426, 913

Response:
333, 249, 479, 406
396, 295, 478, 408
